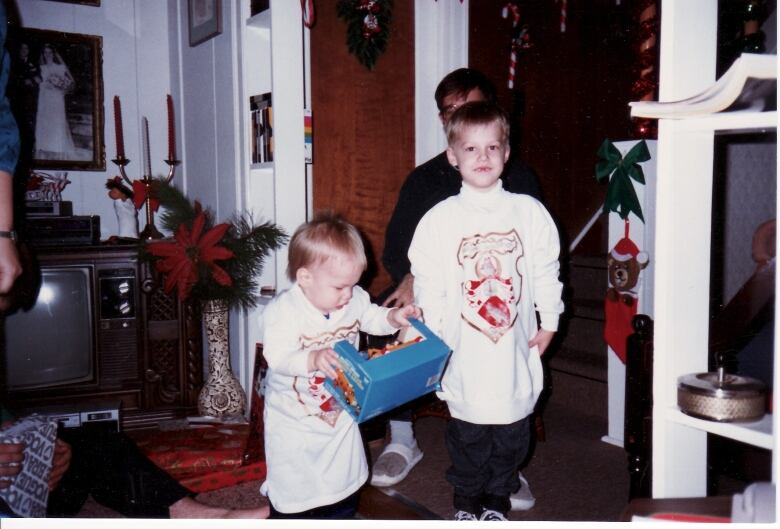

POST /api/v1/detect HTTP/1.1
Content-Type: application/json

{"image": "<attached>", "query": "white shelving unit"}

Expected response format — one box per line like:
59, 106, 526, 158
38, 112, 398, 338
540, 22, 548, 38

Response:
634, 1, 777, 499
237, 0, 309, 391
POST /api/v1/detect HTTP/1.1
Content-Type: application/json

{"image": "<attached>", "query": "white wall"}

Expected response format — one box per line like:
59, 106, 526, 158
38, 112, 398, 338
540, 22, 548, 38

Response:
18, 0, 173, 240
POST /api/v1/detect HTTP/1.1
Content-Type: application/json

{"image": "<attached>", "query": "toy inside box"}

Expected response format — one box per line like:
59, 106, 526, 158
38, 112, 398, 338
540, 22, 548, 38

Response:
324, 318, 451, 423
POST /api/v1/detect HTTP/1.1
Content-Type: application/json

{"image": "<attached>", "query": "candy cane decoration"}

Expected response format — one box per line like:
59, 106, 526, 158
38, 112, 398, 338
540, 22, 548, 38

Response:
502, 3, 521, 89
301, 0, 315, 28
559, 0, 567, 33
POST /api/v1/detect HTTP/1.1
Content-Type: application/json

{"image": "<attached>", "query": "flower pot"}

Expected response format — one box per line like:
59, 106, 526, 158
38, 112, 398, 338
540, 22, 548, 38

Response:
198, 299, 246, 417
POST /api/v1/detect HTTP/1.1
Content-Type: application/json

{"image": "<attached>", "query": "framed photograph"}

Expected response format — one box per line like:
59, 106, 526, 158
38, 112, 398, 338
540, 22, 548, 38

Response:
8, 28, 104, 171
50, 0, 101, 5
189, 0, 222, 47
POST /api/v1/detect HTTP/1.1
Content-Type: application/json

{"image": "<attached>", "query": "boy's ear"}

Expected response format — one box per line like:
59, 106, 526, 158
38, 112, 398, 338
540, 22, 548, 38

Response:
296, 267, 312, 286
446, 147, 458, 168
503, 143, 511, 163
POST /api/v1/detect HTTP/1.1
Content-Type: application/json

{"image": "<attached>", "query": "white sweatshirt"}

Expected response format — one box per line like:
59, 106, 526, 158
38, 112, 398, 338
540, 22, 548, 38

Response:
409, 181, 564, 424
260, 283, 397, 513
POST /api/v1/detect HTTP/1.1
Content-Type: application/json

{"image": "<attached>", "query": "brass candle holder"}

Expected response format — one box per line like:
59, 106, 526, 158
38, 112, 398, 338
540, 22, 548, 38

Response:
113, 157, 179, 240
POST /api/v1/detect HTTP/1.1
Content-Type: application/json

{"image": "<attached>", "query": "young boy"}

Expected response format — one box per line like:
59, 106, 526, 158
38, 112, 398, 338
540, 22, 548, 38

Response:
260, 212, 421, 519
408, 101, 564, 521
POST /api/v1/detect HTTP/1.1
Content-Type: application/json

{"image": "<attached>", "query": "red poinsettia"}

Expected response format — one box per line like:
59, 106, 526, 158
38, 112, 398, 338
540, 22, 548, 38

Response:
146, 209, 234, 301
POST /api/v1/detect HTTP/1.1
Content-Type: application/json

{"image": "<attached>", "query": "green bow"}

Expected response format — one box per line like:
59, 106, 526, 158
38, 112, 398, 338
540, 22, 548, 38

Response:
595, 139, 650, 222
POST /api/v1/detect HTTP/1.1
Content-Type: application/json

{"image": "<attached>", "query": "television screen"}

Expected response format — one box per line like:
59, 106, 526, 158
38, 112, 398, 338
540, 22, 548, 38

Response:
3, 267, 94, 390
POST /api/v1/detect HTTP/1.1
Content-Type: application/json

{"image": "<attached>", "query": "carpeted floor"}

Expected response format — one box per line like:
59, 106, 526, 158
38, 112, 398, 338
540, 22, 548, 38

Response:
77, 369, 633, 521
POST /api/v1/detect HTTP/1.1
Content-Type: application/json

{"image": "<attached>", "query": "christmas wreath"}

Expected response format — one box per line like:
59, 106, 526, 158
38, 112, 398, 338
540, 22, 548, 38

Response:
141, 181, 287, 309
337, 0, 393, 70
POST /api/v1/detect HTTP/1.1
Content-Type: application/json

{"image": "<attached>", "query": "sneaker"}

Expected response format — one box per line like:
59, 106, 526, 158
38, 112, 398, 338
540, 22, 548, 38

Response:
479, 509, 508, 521
509, 472, 536, 511
454, 510, 478, 521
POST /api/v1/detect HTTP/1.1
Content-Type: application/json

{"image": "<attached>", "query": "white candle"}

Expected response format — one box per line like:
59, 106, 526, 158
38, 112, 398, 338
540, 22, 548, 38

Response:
142, 116, 152, 177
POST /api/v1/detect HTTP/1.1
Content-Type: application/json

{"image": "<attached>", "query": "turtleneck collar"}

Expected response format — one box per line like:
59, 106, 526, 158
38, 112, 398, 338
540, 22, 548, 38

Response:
460, 180, 504, 208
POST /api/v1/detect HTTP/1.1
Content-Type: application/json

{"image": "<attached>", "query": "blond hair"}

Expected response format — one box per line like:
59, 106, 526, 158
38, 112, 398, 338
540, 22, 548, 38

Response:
445, 101, 510, 146
286, 211, 367, 281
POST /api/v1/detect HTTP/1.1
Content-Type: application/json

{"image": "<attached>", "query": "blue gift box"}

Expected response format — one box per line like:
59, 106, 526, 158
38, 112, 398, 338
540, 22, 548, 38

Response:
324, 318, 451, 423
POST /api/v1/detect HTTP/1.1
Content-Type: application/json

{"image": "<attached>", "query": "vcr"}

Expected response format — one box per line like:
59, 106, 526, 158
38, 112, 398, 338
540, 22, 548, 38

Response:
26, 215, 101, 246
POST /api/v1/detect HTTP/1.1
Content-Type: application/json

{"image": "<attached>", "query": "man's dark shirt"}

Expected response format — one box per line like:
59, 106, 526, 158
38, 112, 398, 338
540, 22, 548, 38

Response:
382, 151, 543, 285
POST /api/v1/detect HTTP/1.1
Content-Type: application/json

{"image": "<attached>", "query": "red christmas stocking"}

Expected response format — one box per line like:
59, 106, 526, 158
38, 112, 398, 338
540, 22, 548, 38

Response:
604, 294, 637, 364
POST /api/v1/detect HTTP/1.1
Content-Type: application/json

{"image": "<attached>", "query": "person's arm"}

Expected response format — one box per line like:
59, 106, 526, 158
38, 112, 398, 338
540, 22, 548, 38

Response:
529, 200, 565, 338
0, 434, 23, 490
261, 300, 312, 377
0, 1, 21, 298
408, 209, 448, 337
0, 171, 20, 296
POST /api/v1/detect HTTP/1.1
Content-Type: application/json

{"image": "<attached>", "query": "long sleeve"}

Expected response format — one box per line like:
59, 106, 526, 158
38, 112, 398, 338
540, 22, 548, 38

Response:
529, 201, 564, 331
408, 208, 448, 337
0, 2, 19, 175
261, 300, 311, 377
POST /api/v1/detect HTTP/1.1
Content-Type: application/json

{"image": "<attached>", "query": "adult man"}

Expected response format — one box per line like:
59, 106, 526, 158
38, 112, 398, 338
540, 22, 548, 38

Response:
372, 68, 542, 512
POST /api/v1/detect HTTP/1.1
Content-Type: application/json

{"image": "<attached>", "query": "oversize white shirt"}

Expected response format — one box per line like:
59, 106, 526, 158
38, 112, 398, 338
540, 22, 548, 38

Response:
260, 283, 396, 513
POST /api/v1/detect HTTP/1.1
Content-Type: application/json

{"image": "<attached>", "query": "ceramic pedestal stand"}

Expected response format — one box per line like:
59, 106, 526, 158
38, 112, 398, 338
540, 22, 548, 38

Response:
198, 299, 246, 417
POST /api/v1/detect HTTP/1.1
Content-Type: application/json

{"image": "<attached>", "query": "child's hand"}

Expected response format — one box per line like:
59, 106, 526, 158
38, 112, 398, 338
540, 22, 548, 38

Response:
389, 304, 422, 327
308, 347, 340, 379
529, 329, 555, 356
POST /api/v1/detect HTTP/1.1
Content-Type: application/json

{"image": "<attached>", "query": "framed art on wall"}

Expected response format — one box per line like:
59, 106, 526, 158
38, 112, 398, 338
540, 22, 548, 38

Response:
189, 0, 222, 47
8, 28, 105, 171
51, 1, 101, 5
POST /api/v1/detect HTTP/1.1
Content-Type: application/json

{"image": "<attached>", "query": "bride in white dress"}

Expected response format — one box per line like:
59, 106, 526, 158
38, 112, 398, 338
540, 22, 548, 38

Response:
34, 44, 76, 160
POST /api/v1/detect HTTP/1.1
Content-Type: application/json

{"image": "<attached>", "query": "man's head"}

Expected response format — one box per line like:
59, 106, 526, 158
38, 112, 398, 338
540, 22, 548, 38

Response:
287, 212, 367, 314
435, 68, 498, 126
445, 101, 510, 192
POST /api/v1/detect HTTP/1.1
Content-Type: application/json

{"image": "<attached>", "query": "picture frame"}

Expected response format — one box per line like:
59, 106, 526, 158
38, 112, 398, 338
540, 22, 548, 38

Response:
188, 0, 222, 47
50, 0, 101, 5
8, 28, 105, 171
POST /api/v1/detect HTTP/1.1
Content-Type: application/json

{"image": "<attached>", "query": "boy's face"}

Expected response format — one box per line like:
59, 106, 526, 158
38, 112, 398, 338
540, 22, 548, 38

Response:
297, 255, 363, 314
446, 122, 510, 192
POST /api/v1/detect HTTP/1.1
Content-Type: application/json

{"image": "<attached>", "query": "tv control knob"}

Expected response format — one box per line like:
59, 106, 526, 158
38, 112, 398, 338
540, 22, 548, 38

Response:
141, 277, 155, 293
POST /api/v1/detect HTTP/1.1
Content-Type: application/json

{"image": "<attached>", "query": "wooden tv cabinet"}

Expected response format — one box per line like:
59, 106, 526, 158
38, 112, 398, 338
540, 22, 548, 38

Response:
6, 243, 203, 430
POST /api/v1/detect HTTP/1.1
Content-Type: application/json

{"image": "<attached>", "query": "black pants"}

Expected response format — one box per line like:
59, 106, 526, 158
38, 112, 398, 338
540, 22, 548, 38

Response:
46, 426, 193, 518
269, 490, 359, 519
445, 416, 531, 516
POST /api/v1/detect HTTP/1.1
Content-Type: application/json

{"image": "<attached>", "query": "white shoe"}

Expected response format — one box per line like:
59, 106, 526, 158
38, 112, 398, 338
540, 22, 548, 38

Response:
479, 509, 508, 521
454, 510, 478, 521
370, 442, 424, 487
509, 472, 536, 511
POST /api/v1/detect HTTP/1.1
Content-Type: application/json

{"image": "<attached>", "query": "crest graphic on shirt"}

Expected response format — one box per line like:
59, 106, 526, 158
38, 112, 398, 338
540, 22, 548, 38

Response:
458, 230, 523, 343
293, 320, 360, 426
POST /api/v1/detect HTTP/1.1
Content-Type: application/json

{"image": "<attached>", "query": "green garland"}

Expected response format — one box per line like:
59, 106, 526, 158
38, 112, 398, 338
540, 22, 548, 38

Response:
142, 180, 287, 310
337, 0, 393, 70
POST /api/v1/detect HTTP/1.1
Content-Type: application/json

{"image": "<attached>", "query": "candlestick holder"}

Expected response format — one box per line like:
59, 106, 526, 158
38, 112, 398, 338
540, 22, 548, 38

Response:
114, 156, 179, 240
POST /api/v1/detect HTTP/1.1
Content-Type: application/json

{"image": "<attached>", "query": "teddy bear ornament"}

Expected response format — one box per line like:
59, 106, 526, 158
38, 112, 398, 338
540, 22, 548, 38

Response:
604, 228, 649, 364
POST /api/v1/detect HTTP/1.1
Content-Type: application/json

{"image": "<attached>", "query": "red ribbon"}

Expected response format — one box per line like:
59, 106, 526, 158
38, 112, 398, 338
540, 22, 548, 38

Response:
132, 180, 160, 212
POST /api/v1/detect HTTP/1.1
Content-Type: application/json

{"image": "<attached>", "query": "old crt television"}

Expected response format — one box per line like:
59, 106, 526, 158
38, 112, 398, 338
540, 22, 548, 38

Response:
1, 251, 141, 401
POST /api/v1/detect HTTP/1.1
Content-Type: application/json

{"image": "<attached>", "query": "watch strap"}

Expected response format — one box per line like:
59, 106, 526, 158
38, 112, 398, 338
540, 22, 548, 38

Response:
0, 230, 17, 241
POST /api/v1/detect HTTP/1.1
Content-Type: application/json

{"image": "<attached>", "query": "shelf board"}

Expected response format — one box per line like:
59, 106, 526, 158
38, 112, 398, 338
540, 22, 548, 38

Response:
250, 162, 273, 171
669, 110, 777, 133
664, 407, 773, 450
247, 9, 270, 30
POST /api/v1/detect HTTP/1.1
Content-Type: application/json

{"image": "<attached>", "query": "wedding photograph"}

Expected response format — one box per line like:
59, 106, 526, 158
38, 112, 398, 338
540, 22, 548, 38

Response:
8, 27, 104, 170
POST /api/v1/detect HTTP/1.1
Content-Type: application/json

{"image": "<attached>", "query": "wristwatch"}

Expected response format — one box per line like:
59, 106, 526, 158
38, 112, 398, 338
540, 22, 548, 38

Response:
0, 230, 17, 241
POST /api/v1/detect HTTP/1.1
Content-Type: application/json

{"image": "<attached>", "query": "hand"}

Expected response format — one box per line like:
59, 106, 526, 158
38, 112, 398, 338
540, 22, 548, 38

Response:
48, 439, 71, 491
382, 274, 414, 308
0, 441, 24, 489
529, 329, 555, 356
308, 348, 340, 379
0, 237, 21, 296
388, 304, 422, 327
